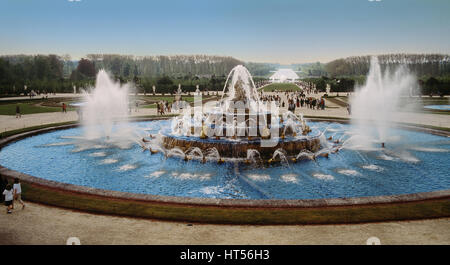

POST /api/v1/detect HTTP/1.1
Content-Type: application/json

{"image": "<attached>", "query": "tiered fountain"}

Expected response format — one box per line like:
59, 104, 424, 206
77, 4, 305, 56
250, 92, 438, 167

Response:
146, 65, 322, 163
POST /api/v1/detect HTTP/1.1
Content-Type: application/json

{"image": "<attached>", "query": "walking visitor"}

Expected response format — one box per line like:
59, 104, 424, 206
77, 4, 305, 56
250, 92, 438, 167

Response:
3, 184, 13, 214
13, 178, 25, 210
15, 104, 21, 118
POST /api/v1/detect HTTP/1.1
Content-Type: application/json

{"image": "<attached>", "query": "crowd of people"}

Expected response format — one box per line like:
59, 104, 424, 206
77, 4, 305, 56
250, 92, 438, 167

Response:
156, 100, 171, 115
260, 94, 282, 103
254, 80, 271, 88
285, 93, 326, 112
260, 91, 326, 113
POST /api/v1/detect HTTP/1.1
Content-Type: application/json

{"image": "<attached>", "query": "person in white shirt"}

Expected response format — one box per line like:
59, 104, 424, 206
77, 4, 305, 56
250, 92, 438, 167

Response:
3, 184, 13, 214
13, 178, 25, 209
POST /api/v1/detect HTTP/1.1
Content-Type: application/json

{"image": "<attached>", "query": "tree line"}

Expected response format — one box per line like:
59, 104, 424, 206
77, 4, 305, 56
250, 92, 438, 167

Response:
314, 54, 450, 96
1, 53, 449, 96
325, 54, 450, 77
0, 54, 275, 96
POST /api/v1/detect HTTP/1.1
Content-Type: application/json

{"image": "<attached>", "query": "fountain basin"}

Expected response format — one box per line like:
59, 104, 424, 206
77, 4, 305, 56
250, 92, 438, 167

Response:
0, 119, 449, 224
424, 105, 450, 111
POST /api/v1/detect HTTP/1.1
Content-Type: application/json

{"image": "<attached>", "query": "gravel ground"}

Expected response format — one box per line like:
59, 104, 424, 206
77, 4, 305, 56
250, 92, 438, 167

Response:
0, 202, 449, 245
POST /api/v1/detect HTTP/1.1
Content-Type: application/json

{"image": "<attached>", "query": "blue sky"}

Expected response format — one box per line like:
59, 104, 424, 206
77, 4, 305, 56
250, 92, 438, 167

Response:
0, 0, 449, 64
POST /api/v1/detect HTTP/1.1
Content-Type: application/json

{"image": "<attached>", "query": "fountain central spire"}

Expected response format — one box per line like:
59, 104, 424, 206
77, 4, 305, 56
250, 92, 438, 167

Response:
222, 65, 260, 103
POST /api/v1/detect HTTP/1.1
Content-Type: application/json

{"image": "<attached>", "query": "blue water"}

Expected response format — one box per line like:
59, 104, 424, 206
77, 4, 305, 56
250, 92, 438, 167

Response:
0, 120, 449, 200
424, 105, 450, 111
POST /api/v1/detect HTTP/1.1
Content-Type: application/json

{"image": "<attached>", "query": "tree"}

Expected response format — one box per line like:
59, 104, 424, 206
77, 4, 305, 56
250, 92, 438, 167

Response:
157, 75, 173, 86
76, 58, 96, 78
315, 78, 326, 92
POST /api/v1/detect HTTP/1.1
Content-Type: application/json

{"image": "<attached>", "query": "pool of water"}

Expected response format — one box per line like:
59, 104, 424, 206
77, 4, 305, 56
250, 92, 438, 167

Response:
0, 120, 449, 200
69, 102, 86, 107
424, 105, 450, 111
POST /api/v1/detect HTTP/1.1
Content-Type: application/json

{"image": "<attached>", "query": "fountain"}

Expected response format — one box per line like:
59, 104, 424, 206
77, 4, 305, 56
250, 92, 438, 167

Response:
81, 70, 133, 140
156, 65, 321, 162
349, 57, 418, 149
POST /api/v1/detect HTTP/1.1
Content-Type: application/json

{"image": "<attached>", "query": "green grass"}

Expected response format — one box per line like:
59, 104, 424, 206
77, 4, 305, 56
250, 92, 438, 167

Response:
140, 95, 217, 108
0, 103, 62, 115
141, 96, 205, 103
262, 83, 302, 92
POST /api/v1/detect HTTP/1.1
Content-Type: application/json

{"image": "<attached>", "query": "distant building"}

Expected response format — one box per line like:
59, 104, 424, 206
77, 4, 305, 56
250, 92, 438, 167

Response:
269, 69, 299, 83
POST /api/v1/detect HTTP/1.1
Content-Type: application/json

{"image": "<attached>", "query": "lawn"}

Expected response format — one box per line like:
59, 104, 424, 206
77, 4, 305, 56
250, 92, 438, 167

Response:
0, 103, 62, 115
262, 83, 302, 92
140, 95, 216, 108
141, 95, 208, 103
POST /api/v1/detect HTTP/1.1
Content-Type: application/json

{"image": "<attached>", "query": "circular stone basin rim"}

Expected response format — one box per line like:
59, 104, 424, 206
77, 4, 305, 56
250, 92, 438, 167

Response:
0, 117, 449, 208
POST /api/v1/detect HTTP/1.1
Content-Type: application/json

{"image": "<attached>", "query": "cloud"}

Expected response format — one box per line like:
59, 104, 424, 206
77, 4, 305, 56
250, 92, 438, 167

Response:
68, 0, 82, 2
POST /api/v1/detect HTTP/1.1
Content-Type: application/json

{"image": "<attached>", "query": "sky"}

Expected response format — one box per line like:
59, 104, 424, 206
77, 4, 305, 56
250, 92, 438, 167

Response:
0, 0, 449, 64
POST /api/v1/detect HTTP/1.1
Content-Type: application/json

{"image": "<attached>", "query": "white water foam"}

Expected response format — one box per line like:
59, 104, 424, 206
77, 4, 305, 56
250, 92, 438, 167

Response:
118, 164, 138, 171
246, 174, 271, 182
337, 169, 361, 176
172, 172, 212, 181
89, 152, 107, 157
409, 147, 449, 153
42, 142, 76, 147
280, 174, 298, 183
394, 151, 420, 163
313, 173, 334, 180
200, 186, 225, 195
378, 154, 395, 161
73, 144, 107, 153
146, 170, 166, 178
362, 164, 383, 171
100, 158, 118, 164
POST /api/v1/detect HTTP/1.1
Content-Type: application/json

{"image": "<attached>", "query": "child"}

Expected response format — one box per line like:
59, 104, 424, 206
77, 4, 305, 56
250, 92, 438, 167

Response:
3, 184, 13, 214
13, 178, 25, 209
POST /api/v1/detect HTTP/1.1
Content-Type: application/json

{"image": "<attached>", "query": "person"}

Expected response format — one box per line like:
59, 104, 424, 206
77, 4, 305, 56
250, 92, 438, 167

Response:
288, 100, 296, 112
13, 178, 25, 210
160, 102, 165, 115
3, 184, 13, 214
347, 104, 351, 115
135, 101, 139, 112
0, 176, 6, 203
15, 104, 21, 118
62, 103, 67, 113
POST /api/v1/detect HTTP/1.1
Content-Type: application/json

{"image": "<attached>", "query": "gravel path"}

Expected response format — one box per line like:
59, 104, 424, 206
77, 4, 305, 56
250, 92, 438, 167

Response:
1, 98, 449, 133
0, 202, 448, 245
